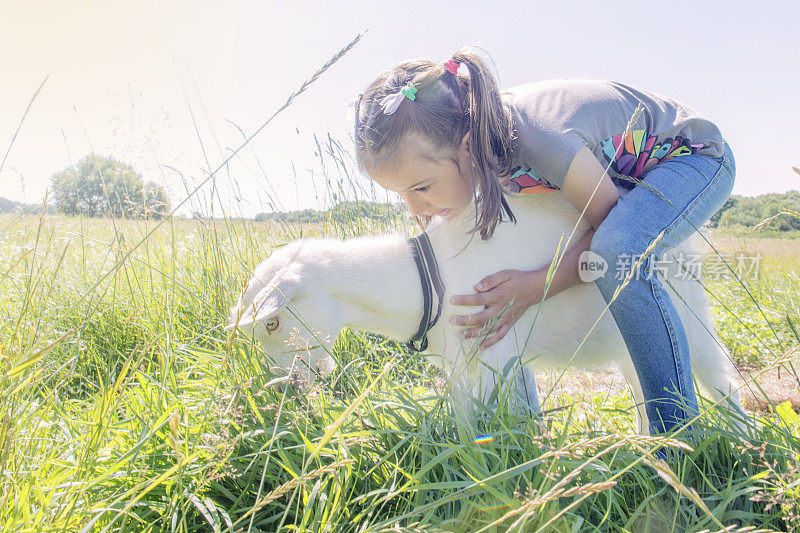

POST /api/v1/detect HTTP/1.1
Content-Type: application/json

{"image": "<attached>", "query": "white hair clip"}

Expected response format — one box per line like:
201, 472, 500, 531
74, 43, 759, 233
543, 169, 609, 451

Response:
380, 82, 417, 116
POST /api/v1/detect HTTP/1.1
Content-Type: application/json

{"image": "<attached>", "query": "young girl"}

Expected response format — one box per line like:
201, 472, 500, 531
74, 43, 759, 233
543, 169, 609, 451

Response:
351, 46, 735, 435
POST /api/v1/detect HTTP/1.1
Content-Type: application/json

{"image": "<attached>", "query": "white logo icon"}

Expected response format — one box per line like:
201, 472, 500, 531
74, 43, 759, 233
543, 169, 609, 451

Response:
578, 251, 608, 282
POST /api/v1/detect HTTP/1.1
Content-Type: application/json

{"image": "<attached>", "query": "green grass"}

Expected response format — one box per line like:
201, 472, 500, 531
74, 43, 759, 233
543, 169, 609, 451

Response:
704, 236, 800, 366
3, 35, 800, 532
2, 210, 800, 532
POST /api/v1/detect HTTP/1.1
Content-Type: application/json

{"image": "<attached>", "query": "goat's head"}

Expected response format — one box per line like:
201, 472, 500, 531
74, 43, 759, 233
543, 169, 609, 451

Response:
226, 241, 339, 383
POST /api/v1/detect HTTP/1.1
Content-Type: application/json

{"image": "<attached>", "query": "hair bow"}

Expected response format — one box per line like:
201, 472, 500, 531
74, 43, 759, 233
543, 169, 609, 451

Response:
380, 82, 417, 115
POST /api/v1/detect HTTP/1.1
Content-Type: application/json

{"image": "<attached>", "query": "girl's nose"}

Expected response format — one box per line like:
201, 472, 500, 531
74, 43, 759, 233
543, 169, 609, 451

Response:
402, 194, 427, 217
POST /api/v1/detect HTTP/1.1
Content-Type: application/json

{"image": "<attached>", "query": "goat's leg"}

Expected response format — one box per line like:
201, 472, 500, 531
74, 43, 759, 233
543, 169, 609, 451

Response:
471, 337, 540, 416
440, 329, 483, 415
442, 331, 539, 415
513, 365, 541, 415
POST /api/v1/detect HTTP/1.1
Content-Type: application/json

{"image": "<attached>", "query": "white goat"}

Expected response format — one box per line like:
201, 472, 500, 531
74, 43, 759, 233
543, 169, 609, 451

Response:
227, 191, 742, 432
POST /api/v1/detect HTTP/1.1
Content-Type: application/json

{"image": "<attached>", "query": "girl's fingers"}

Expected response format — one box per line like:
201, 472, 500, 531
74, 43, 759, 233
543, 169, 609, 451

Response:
450, 307, 498, 327
475, 271, 511, 292
481, 323, 511, 349
460, 325, 487, 339
450, 291, 493, 307
460, 318, 509, 340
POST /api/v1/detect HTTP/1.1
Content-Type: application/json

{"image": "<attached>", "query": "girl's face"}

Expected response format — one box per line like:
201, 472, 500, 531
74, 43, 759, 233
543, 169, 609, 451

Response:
368, 132, 474, 220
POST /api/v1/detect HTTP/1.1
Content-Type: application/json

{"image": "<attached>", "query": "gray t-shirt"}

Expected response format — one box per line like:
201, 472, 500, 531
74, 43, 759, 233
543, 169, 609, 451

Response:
500, 78, 726, 191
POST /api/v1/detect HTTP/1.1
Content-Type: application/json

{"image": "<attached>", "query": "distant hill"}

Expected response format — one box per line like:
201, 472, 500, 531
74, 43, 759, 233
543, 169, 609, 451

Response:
256, 192, 800, 231
0, 196, 56, 215
254, 201, 406, 224
5, 190, 798, 230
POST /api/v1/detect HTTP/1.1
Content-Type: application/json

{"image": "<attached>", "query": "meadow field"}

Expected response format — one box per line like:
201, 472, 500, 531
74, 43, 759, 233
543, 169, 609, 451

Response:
1, 208, 799, 532
3, 35, 800, 532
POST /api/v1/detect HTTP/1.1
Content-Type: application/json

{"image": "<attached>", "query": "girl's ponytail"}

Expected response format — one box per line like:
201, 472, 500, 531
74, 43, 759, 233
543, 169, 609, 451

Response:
451, 47, 516, 239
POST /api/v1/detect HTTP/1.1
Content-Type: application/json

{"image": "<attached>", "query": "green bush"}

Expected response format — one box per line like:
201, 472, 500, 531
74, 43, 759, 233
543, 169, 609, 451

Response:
50, 153, 169, 219
710, 191, 800, 231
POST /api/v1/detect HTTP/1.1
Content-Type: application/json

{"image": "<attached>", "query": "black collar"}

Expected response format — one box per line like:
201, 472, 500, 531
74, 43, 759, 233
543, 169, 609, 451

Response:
407, 233, 445, 352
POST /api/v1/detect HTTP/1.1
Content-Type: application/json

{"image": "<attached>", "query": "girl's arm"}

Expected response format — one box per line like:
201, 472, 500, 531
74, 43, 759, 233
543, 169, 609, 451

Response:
451, 146, 621, 347
535, 227, 595, 299
562, 146, 621, 231
541, 144, 622, 296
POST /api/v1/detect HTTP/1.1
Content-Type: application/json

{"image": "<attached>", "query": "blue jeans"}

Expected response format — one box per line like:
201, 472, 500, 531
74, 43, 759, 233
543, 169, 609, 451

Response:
590, 143, 736, 435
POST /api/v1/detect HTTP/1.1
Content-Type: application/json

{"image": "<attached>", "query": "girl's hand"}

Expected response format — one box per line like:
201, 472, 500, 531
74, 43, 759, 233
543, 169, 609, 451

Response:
449, 268, 547, 348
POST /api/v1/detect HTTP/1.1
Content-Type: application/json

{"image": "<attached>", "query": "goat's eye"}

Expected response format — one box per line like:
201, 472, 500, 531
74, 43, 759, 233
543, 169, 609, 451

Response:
414, 185, 430, 193
265, 317, 280, 333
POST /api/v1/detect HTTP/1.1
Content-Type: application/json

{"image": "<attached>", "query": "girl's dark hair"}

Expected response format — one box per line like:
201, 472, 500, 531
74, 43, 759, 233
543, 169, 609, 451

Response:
353, 45, 516, 240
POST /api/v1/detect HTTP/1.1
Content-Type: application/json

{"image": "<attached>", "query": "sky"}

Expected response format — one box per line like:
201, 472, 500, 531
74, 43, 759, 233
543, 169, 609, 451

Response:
2, 0, 799, 217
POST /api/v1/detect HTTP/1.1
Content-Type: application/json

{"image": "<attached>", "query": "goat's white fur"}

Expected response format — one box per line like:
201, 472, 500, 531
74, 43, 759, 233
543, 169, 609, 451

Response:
228, 192, 742, 432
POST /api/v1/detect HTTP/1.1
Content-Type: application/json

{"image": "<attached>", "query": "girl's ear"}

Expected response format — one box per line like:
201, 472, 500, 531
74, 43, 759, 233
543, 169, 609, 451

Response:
460, 131, 470, 153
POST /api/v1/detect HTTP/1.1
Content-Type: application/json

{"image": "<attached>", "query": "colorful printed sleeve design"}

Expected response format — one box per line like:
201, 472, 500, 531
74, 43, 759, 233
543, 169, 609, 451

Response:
507, 167, 561, 194
600, 130, 705, 187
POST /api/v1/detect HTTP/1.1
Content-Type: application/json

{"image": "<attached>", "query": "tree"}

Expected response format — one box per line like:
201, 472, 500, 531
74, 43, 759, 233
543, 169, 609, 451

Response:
712, 191, 800, 231
50, 154, 169, 218
707, 196, 739, 228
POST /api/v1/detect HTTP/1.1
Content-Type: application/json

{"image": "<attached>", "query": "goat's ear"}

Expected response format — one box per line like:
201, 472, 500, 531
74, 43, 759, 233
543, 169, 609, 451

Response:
226, 280, 299, 331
